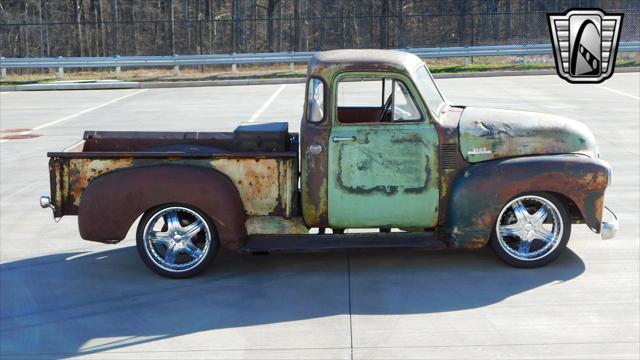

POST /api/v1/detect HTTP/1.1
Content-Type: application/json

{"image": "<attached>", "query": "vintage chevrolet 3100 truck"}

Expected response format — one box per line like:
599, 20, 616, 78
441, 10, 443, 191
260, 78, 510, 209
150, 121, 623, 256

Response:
41, 49, 618, 278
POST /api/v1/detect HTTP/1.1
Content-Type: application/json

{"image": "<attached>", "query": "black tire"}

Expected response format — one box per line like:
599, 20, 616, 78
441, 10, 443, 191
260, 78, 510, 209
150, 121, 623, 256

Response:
490, 192, 571, 268
136, 204, 218, 278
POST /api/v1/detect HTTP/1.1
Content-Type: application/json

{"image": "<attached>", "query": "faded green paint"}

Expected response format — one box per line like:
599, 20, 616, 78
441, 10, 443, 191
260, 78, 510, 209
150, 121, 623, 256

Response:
245, 216, 308, 234
459, 107, 598, 163
328, 72, 439, 228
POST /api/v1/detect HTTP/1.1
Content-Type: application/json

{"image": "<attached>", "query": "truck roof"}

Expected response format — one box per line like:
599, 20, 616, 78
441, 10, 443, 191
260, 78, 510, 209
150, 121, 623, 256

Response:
308, 49, 424, 81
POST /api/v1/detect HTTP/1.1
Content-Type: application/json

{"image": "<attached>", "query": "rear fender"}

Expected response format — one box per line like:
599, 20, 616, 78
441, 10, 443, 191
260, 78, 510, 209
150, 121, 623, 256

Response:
78, 165, 247, 250
446, 154, 610, 249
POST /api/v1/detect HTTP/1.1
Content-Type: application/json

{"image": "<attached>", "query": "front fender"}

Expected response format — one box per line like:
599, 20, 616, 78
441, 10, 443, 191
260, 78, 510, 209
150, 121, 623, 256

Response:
446, 154, 610, 249
78, 165, 247, 250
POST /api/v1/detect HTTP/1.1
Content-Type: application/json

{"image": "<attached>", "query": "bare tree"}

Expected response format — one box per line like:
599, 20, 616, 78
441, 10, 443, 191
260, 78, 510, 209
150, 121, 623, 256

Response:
380, 0, 389, 48
111, 0, 118, 54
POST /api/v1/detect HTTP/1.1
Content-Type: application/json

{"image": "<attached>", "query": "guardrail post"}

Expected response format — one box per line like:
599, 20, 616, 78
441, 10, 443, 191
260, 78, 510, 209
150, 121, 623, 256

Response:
57, 57, 64, 79
115, 55, 122, 77
289, 62, 295, 72
173, 54, 181, 76
231, 63, 238, 73
1, 57, 6, 79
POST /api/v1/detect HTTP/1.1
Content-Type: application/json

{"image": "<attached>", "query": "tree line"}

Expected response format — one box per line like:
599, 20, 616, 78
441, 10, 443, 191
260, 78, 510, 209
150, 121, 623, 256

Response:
0, 0, 637, 58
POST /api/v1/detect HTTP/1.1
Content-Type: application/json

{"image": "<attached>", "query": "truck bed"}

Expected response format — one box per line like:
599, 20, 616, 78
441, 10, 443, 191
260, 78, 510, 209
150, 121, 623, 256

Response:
47, 123, 299, 219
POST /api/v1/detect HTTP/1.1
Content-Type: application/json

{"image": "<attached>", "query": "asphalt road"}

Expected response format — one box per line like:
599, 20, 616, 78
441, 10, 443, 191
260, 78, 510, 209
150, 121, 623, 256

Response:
1, 73, 638, 359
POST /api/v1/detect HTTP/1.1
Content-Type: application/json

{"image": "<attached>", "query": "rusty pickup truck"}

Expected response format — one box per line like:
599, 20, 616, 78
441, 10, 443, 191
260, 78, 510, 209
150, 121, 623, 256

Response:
41, 49, 618, 278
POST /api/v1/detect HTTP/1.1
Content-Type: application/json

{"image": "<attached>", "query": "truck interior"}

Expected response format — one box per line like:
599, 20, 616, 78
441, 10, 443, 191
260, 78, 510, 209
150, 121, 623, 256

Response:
336, 77, 422, 124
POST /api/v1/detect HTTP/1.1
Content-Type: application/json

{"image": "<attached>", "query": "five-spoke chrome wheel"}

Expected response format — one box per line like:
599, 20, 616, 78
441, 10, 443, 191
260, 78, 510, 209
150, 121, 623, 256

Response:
136, 205, 217, 278
491, 193, 571, 268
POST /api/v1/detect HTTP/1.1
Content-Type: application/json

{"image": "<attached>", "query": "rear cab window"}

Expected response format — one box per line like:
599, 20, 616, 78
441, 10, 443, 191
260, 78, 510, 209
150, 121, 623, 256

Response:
306, 78, 325, 123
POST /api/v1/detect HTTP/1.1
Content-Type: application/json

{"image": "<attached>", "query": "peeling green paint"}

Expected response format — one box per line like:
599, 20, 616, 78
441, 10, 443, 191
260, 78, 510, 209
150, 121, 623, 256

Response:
328, 123, 439, 228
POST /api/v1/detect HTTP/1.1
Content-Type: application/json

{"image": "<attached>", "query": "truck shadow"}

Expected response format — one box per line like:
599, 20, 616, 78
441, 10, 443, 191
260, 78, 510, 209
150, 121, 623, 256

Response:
0, 245, 585, 357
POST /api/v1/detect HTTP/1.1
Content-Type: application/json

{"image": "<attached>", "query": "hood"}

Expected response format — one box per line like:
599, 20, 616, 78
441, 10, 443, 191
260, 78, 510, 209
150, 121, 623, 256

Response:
458, 107, 598, 163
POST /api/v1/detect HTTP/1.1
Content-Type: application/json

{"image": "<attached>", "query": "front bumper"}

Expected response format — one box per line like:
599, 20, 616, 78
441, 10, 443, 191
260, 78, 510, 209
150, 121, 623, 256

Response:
600, 206, 618, 240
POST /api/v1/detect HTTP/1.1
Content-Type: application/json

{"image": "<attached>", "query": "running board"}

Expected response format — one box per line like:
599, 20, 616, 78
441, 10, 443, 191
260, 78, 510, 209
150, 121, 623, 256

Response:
240, 232, 448, 254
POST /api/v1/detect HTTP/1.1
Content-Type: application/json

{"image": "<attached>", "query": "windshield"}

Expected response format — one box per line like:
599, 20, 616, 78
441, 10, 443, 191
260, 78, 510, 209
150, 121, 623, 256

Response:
414, 65, 446, 116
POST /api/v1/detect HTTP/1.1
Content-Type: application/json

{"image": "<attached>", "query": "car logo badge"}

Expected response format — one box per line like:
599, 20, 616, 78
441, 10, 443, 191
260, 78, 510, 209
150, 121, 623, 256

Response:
548, 9, 623, 83
467, 148, 492, 156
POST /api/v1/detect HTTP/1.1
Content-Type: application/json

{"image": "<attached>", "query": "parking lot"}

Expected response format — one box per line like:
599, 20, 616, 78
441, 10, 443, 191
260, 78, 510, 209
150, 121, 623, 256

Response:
1, 73, 638, 359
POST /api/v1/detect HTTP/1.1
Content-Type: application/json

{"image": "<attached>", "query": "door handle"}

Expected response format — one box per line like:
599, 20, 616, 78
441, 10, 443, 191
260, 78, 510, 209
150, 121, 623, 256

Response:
332, 136, 356, 143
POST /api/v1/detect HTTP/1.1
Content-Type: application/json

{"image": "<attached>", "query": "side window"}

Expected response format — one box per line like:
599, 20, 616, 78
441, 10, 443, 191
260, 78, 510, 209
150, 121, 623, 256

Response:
307, 78, 324, 123
337, 78, 385, 107
336, 76, 422, 124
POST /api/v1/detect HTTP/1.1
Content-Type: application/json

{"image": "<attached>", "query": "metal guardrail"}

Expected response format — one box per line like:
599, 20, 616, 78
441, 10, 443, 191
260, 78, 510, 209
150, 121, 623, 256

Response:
1, 42, 639, 78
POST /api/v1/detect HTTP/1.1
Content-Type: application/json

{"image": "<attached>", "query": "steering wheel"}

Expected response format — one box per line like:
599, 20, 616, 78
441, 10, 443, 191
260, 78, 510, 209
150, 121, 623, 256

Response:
377, 94, 393, 123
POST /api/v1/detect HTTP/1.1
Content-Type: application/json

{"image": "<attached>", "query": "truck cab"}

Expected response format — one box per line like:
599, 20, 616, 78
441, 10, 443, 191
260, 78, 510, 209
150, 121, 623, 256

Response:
301, 50, 442, 230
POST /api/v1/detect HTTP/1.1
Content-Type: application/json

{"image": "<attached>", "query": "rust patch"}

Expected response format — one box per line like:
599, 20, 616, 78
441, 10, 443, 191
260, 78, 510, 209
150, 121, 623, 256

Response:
1, 128, 32, 133
300, 122, 330, 227
210, 158, 281, 216
68, 158, 135, 207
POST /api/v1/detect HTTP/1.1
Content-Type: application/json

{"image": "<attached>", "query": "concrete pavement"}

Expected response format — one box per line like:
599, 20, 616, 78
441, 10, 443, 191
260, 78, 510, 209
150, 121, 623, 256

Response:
0, 73, 638, 359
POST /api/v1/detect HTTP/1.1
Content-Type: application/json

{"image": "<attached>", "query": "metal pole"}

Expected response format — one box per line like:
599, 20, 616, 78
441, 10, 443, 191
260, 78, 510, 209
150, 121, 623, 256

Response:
115, 55, 121, 77
57, 57, 64, 79
289, 62, 294, 72
231, 63, 238, 73
0, 57, 6, 79
173, 54, 181, 76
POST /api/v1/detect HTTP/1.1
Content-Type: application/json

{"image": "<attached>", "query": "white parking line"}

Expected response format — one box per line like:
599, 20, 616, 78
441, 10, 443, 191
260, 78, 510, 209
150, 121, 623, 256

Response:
595, 84, 640, 100
247, 85, 287, 123
0, 89, 148, 144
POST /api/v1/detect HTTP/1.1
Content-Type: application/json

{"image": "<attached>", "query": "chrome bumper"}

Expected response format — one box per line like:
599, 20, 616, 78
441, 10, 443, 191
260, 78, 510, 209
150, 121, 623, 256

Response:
600, 206, 618, 240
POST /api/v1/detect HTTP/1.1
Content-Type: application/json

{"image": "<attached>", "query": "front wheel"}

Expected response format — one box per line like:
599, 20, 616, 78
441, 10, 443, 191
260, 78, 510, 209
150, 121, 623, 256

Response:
136, 204, 218, 278
490, 192, 571, 268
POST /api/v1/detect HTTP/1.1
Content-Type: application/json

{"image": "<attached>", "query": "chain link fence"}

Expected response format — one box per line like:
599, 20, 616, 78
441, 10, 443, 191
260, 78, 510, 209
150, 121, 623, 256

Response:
1, 8, 638, 58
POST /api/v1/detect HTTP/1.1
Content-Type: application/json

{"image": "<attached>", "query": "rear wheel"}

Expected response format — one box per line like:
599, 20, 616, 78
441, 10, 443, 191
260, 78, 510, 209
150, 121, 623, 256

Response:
490, 192, 571, 268
136, 204, 217, 278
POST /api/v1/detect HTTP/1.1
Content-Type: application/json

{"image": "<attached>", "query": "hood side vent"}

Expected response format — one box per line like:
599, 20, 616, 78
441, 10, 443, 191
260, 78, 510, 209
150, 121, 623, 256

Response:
440, 143, 458, 169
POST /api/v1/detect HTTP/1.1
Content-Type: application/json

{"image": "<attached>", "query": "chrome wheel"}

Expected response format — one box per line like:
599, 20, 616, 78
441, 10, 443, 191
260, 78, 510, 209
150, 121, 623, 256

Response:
142, 206, 212, 273
495, 195, 564, 262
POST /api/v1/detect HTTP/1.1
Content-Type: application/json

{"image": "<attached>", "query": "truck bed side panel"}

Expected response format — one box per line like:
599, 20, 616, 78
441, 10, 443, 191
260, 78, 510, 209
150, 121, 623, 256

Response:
50, 155, 297, 218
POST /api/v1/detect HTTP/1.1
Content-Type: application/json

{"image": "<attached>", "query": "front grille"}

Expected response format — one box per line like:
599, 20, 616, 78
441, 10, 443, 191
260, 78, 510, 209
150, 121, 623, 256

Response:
440, 143, 458, 169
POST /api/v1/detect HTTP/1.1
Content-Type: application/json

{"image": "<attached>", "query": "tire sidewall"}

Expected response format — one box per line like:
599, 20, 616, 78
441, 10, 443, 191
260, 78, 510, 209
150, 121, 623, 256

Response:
490, 192, 571, 268
136, 203, 218, 278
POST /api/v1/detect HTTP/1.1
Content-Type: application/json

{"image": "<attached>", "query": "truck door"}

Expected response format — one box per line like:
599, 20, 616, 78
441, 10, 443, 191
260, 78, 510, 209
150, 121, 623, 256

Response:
328, 74, 439, 229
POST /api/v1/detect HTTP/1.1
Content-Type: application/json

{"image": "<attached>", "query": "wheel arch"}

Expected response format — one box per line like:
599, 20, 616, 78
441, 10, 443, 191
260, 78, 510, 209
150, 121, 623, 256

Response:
445, 154, 610, 249
78, 164, 247, 251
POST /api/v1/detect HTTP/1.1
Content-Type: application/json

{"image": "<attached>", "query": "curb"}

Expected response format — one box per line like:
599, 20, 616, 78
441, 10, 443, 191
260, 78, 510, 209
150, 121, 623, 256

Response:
2, 67, 638, 91
14, 82, 140, 91
140, 77, 306, 89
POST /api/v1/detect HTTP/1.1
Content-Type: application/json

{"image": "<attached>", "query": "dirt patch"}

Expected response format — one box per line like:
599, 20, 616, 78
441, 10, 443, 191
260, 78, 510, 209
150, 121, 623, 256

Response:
0, 128, 32, 133
0, 134, 41, 140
